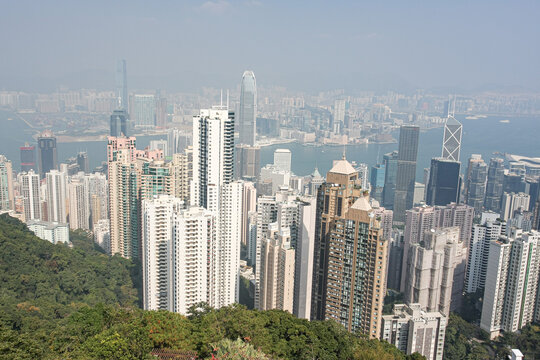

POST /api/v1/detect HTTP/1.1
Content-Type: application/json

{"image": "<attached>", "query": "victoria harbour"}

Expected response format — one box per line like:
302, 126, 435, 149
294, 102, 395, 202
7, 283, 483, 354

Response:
1, 110, 538, 180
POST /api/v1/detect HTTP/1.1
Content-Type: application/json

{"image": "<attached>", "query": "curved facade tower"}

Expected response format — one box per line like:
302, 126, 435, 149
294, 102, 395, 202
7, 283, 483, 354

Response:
238, 71, 257, 146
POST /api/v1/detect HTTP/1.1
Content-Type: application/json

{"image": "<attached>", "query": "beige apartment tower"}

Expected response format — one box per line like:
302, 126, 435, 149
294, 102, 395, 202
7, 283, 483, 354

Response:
311, 157, 389, 338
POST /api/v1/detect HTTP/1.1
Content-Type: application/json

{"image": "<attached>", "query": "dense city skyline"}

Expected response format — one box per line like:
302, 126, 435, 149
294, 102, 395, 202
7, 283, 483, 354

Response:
1, 2, 540, 359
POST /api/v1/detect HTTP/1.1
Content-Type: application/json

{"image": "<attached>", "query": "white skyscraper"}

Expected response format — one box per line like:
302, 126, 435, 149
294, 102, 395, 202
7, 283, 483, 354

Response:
212, 181, 244, 308
172, 206, 213, 314
238, 71, 257, 146
190, 106, 242, 308
293, 195, 317, 319
465, 213, 506, 294
481, 231, 540, 339
20, 170, 41, 221
273, 149, 292, 173
191, 107, 235, 213
501, 192, 530, 221
46, 170, 67, 223
142, 195, 182, 312
142, 195, 215, 315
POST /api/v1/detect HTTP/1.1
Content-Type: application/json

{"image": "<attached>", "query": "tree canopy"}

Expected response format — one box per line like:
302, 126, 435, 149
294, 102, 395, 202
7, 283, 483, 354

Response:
0, 214, 425, 359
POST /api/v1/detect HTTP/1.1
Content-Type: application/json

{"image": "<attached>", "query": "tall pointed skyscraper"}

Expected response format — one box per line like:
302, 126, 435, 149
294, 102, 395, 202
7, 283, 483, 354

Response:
238, 71, 257, 146
442, 115, 462, 161
115, 59, 128, 111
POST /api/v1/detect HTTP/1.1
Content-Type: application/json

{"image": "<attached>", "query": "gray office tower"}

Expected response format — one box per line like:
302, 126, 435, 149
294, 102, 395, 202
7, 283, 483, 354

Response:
238, 71, 257, 146
426, 158, 461, 206
382, 151, 399, 209
235, 144, 260, 181
484, 158, 505, 212
465, 155, 487, 214
37, 131, 58, 178
393, 126, 420, 223
110, 110, 128, 136
77, 152, 89, 173
116, 59, 128, 111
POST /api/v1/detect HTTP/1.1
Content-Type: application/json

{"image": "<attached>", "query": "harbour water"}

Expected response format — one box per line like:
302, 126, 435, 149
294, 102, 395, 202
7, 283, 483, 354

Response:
1, 109, 539, 181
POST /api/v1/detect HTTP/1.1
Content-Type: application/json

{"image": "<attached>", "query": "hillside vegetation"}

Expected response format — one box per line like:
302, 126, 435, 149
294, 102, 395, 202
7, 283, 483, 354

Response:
0, 214, 422, 359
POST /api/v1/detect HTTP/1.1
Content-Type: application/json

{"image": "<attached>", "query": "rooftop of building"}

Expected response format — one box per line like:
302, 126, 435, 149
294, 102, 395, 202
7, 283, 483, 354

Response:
329, 156, 356, 175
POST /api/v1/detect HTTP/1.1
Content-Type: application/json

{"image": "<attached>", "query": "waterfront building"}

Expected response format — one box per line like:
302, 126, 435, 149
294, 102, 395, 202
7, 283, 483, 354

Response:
38, 130, 58, 178
110, 109, 128, 137
238, 71, 257, 146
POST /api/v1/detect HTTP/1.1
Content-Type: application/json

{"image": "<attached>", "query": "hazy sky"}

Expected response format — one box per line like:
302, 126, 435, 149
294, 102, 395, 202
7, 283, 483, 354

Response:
1, 0, 539, 93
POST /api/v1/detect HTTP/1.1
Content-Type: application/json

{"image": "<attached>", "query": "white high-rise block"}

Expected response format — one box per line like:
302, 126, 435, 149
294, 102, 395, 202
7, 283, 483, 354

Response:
273, 149, 292, 173
480, 231, 540, 339
46, 170, 67, 223
211, 181, 243, 308
142, 196, 180, 311
191, 108, 234, 212
465, 215, 506, 293
173, 206, 213, 314
142, 194, 215, 315
20, 170, 41, 221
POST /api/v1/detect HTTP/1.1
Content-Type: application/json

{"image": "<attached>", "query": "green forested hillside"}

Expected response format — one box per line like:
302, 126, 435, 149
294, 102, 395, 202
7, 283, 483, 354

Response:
0, 214, 422, 359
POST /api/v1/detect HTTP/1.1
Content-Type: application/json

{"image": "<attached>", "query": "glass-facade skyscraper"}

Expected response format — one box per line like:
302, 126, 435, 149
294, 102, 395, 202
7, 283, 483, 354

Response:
116, 59, 128, 111
37, 130, 58, 178
426, 158, 461, 206
442, 115, 462, 161
393, 126, 419, 223
110, 109, 129, 136
238, 71, 257, 146
382, 151, 398, 209
20, 143, 36, 173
